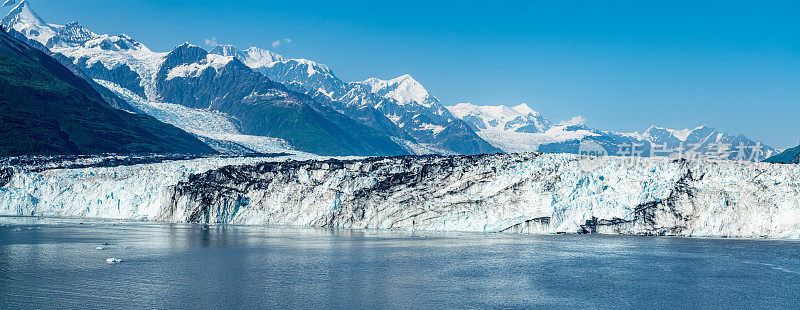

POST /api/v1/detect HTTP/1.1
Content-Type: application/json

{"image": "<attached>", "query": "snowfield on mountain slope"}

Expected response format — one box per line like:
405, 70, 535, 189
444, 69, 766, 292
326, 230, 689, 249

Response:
446, 103, 777, 160
2, 153, 800, 239
359, 74, 438, 108
475, 128, 599, 153
2, 0, 167, 98
96, 80, 297, 154
166, 53, 233, 80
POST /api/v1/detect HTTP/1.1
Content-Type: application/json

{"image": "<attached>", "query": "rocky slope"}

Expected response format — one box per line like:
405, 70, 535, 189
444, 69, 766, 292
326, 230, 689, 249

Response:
2, 153, 800, 239
210, 45, 500, 155
157, 43, 407, 156
1, 1, 408, 156
766, 144, 800, 164
0, 26, 214, 155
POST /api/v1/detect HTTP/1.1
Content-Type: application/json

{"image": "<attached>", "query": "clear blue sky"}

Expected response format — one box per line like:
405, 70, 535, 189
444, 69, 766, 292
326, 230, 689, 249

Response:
20, 0, 800, 148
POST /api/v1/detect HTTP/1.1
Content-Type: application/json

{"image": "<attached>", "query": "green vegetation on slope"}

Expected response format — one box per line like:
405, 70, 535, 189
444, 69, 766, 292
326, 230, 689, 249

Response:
0, 28, 215, 156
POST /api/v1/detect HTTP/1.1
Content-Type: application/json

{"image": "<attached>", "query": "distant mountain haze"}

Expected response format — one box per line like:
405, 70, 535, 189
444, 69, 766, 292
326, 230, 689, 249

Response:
448, 102, 776, 162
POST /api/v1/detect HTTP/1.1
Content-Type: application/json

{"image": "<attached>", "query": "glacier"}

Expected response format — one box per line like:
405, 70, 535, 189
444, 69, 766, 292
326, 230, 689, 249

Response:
2, 153, 800, 239
3, 1, 500, 156
94, 79, 299, 155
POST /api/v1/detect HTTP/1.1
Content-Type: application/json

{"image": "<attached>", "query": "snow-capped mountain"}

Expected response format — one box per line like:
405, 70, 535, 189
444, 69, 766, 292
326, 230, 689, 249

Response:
637, 124, 776, 160
6, 1, 770, 160
1, 0, 53, 44
447, 103, 619, 154
3, 1, 497, 156
2, 0, 164, 100
0, 25, 214, 155
52, 21, 95, 45
359, 74, 443, 111
210, 45, 285, 68
154, 43, 406, 156
1, 1, 413, 156
448, 102, 554, 133
447, 103, 776, 161
208, 45, 500, 155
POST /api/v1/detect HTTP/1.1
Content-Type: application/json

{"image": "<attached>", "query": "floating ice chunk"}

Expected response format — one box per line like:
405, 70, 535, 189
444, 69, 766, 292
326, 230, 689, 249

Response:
95, 246, 104, 250
106, 258, 122, 264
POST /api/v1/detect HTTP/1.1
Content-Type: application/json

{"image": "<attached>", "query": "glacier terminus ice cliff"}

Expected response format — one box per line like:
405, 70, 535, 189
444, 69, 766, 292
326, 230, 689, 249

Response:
2, 153, 800, 239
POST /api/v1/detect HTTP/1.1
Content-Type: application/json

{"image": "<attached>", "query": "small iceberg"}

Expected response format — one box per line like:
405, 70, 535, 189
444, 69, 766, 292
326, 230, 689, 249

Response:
96, 246, 104, 250
106, 258, 122, 264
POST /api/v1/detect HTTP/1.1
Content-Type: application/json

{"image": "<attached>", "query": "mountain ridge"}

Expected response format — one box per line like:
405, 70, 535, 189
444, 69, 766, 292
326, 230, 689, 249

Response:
766, 144, 800, 164
4, 2, 776, 160
155, 43, 408, 156
447, 102, 776, 161
0, 26, 215, 155
2, 2, 410, 156
207, 44, 501, 155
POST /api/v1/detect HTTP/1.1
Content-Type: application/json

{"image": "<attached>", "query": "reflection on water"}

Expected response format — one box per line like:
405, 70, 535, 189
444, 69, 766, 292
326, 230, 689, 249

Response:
1, 217, 800, 309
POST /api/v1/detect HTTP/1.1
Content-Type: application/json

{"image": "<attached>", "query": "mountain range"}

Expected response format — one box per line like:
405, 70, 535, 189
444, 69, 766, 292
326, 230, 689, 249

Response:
157, 43, 405, 155
0, 26, 213, 156
209, 45, 499, 155
1, 0, 498, 156
448, 102, 777, 161
0, 0, 789, 162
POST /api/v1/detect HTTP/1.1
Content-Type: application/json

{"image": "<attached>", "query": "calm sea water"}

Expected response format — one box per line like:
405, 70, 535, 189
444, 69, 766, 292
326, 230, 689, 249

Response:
1, 217, 799, 309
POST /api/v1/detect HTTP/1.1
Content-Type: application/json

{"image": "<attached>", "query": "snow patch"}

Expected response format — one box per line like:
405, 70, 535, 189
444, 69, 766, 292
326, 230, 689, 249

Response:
418, 123, 446, 135
360, 74, 435, 107
448, 102, 554, 134
2, 0, 57, 45
96, 80, 297, 154
166, 54, 233, 80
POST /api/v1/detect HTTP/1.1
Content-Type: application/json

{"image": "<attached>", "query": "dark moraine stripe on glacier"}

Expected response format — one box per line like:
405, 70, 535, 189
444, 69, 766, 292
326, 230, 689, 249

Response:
0, 153, 288, 173
576, 165, 698, 236
0, 167, 13, 188
163, 153, 704, 236
165, 154, 518, 224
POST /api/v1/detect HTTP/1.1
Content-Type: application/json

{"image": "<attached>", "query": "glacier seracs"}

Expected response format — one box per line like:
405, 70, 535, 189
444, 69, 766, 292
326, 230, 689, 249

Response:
2, 153, 799, 239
